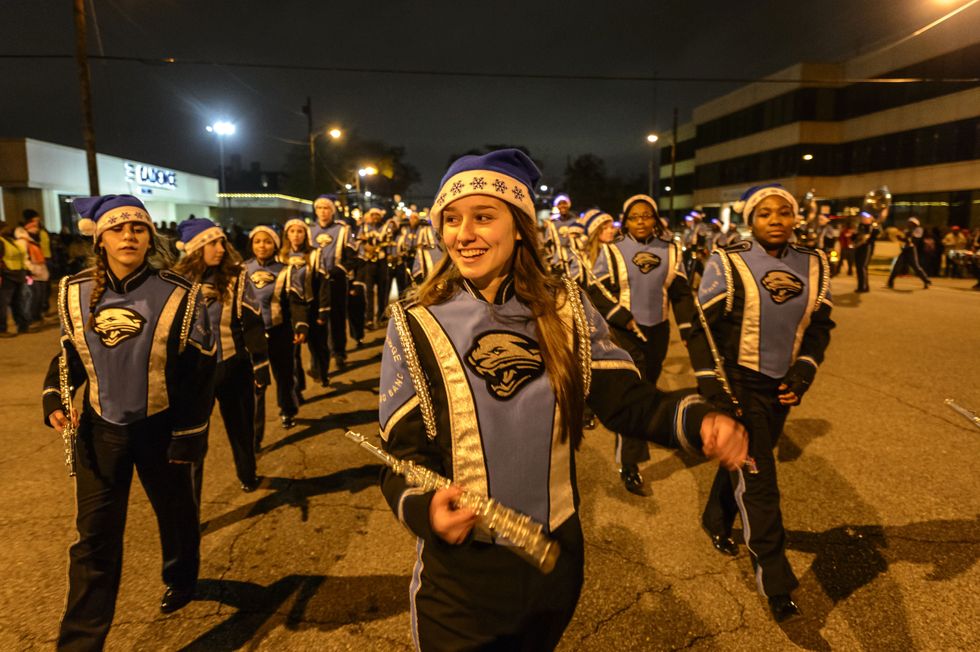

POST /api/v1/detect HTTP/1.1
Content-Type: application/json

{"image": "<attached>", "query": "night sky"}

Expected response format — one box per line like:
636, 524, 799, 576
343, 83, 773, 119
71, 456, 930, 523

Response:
1, 0, 971, 199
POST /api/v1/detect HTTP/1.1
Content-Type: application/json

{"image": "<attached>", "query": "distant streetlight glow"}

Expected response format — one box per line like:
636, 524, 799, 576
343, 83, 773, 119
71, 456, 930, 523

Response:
359, 166, 378, 177
802, 153, 814, 161
540, 185, 549, 192
345, 183, 353, 190
206, 120, 236, 136
365, 191, 373, 198
328, 128, 342, 139
646, 133, 659, 144
665, 185, 672, 192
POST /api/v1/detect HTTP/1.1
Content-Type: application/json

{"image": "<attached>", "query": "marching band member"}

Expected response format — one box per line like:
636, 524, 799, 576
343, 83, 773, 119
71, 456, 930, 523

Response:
586, 195, 715, 496
173, 217, 268, 493
245, 226, 304, 441
853, 210, 882, 293
354, 207, 389, 330
394, 209, 426, 297
887, 216, 931, 289
42, 195, 216, 648
410, 224, 445, 286
311, 195, 356, 372
281, 219, 317, 397
378, 149, 748, 650
543, 194, 580, 275
691, 184, 835, 622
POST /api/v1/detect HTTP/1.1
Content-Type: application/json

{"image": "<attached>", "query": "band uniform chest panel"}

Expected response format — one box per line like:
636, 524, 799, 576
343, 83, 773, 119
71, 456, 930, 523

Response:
420, 293, 560, 530
313, 222, 349, 272
609, 236, 677, 327
730, 243, 820, 379
245, 259, 287, 328
68, 274, 185, 424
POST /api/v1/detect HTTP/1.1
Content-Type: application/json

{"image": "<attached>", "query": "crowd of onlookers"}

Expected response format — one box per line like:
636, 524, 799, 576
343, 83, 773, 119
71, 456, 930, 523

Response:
0, 210, 93, 337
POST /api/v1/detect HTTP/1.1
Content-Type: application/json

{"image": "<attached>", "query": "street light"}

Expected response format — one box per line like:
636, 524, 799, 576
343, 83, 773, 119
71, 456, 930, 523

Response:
645, 133, 659, 196
206, 120, 236, 214
328, 128, 343, 140
354, 165, 377, 197
310, 125, 344, 195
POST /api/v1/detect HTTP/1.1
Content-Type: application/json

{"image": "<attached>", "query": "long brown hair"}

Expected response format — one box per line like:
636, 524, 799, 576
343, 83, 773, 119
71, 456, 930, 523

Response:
86, 231, 174, 329
279, 223, 313, 262
413, 205, 585, 448
172, 237, 243, 300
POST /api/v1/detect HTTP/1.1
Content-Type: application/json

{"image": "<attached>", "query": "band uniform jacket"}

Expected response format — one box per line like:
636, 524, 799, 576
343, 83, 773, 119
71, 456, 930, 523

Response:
283, 251, 318, 336
244, 257, 308, 333
42, 265, 217, 462
202, 267, 271, 387
690, 238, 835, 400
543, 214, 582, 274
377, 276, 715, 545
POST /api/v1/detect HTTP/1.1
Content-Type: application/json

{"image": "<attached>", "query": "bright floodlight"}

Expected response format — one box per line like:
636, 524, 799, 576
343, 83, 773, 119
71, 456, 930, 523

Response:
328, 128, 342, 139
802, 153, 814, 161
345, 183, 353, 190
365, 191, 373, 198
665, 185, 672, 192
364, 166, 378, 176
646, 133, 659, 144
207, 121, 236, 136
540, 185, 548, 192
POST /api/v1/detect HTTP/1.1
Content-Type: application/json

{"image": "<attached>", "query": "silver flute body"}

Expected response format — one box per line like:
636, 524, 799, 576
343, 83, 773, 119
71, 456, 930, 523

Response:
345, 431, 560, 573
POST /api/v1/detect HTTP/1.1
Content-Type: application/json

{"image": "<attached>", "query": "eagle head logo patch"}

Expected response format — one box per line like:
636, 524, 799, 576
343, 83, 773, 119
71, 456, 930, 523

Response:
761, 270, 804, 304
315, 233, 334, 247
465, 331, 545, 400
632, 251, 662, 273
250, 270, 276, 289
93, 307, 146, 347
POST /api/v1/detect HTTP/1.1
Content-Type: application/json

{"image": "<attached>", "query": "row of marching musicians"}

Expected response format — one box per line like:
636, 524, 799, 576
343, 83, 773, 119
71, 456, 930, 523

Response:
38, 193, 445, 650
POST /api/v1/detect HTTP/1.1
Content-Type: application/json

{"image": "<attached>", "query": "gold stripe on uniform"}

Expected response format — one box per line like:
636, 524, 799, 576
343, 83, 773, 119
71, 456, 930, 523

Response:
68, 283, 101, 415
591, 359, 640, 376
381, 395, 420, 442
220, 283, 236, 362
147, 286, 185, 416
547, 402, 574, 532
730, 254, 762, 372
662, 242, 678, 320
609, 245, 631, 313
270, 267, 286, 327
409, 307, 488, 497
791, 254, 821, 362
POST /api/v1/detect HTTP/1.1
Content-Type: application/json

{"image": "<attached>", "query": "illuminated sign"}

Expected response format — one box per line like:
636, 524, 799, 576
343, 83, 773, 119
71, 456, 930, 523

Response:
125, 162, 177, 190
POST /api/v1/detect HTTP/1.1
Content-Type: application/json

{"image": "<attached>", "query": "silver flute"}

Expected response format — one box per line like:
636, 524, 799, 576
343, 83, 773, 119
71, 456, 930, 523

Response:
57, 279, 77, 477
345, 430, 560, 573
945, 399, 980, 430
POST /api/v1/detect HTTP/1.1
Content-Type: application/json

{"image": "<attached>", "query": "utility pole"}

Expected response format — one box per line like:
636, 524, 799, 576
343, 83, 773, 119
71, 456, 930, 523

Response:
303, 96, 315, 197
73, 0, 99, 195
669, 107, 678, 224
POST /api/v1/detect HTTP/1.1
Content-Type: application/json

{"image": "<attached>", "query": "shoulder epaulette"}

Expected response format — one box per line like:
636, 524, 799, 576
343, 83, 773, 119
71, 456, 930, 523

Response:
789, 243, 819, 256
67, 268, 96, 285
235, 267, 247, 319
724, 239, 752, 252
159, 269, 194, 289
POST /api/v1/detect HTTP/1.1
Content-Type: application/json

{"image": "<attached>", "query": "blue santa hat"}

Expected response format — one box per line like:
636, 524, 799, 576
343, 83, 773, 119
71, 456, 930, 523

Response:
552, 193, 571, 207
579, 209, 613, 237
314, 194, 338, 210
621, 194, 659, 218
72, 194, 156, 240
176, 216, 225, 255
732, 184, 799, 220
429, 148, 540, 228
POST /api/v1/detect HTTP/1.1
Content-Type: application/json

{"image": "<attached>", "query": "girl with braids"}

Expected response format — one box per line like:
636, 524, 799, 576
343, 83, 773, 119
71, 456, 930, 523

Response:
377, 150, 748, 651
584, 195, 718, 497
41, 195, 216, 649
173, 217, 269, 493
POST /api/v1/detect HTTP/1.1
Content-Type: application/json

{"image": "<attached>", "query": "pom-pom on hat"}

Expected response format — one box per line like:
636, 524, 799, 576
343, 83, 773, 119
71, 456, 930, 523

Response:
249, 225, 281, 249
622, 194, 659, 219
176, 217, 224, 255
429, 148, 540, 229
579, 209, 613, 237
72, 194, 156, 240
732, 184, 799, 220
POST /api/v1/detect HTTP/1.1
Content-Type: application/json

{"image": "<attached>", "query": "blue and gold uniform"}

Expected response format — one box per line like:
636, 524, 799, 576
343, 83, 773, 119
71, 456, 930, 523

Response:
245, 229, 308, 438
353, 211, 391, 328
283, 236, 320, 392
394, 216, 427, 297
587, 194, 716, 494
693, 232, 834, 604
379, 277, 714, 650
312, 197, 357, 370
544, 212, 582, 275
41, 195, 216, 649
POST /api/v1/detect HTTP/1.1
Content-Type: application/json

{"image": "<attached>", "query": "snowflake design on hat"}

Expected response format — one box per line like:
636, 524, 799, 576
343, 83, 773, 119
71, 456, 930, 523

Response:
470, 177, 486, 190
450, 181, 465, 196
492, 179, 507, 194
436, 193, 446, 206
512, 186, 525, 202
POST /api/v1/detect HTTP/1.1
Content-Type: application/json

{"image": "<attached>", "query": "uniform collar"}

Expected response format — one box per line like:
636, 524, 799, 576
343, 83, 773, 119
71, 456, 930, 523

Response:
751, 236, 790, 258
460, 275, 516, 305
105, 262, 152, 293
626, 232, 660, 245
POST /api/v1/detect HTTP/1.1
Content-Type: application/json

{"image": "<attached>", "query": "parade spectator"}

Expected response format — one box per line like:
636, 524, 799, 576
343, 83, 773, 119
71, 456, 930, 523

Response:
22, 210, 52, 322
0, 221, 33, 336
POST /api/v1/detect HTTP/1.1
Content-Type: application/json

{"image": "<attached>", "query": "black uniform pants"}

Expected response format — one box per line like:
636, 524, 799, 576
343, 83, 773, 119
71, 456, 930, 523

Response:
59, 413, 199, 651
357, 259, 389, 324
702, 370, 797, 598
348, 281, 366, 343
609, 321, 670, 467
254, 324, 298, 446
854, 244, 872, 292
213, 356, 257, 484
327, 272, 349, 361
413, 515, 584, 651
887, 247, 930, 287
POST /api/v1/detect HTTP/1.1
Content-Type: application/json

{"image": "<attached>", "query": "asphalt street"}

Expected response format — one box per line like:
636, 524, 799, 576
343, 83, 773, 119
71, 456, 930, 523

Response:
1, 268, 978, 651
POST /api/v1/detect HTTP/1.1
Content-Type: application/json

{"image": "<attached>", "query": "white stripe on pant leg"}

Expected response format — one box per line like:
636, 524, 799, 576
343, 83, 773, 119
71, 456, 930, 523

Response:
615, 434, 623, 466
733, 467, 767, 597
410, 537, 425, 652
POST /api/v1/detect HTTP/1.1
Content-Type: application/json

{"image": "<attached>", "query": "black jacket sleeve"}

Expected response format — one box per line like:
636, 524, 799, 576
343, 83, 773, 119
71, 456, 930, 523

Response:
41, 341, 86, 427
238, 275, 271, 386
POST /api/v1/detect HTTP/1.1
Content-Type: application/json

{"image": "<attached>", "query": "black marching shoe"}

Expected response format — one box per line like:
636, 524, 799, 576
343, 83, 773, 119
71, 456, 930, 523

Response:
281, 414, 295, 429
335, 357, 347, 372
620, 465, 648, 497
768, 594, 800, 622
702, 526, 738, 556
160, 585, 195, 614
240, 476, 261, 493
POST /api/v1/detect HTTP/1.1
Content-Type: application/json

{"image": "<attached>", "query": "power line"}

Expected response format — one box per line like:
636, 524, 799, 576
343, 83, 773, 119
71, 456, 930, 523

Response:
2, 53, 978, 85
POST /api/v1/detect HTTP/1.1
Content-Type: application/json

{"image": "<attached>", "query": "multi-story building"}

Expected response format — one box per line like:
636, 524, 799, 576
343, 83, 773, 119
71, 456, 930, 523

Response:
659, 9, 980, 228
